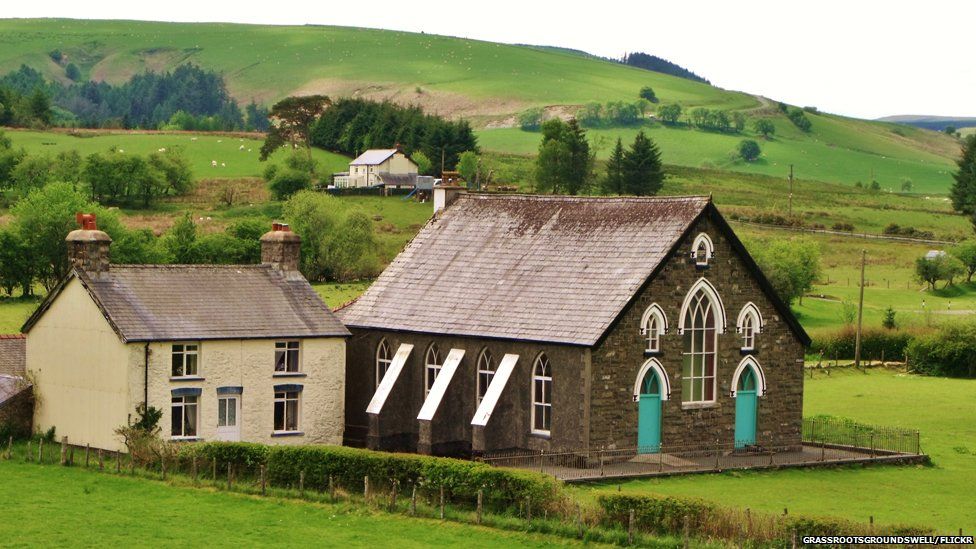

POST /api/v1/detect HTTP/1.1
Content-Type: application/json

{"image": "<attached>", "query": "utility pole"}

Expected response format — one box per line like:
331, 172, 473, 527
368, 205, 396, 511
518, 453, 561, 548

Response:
854, 250, 866, 370
788, 164, 794, 218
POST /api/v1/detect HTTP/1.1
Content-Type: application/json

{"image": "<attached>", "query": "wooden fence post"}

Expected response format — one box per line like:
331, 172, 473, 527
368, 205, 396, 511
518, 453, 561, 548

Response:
212, 457, 217, 481
115, 451, 121, 473
791, 528, 797, 549
390, 480, 398, 511
161, 456, 166, 480
628, 508, 635, 545
525, 496, 532, 521
192, 457, 198, 483
410, 484, 417, 516
364, 475, 370, 502
129, 453, 135, 474
60, 436, 67, 465
329, 475, 336, 503
439, 485, 445, 519
476, 490, 482, 524
576, 503, 584, 539
38, 439, 43, 463
84, 443, 90, 467
25, 440, 31, 462
97, 448, 103, 470
6, 435, 12, 459
227, 463, 232, 491
260, 465, 267, 496
682, 515, 690, 549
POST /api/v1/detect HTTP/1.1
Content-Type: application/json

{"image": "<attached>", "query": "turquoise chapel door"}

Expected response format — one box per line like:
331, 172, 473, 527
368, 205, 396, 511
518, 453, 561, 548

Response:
638, 372, 662, 453
734, 368, 758, 449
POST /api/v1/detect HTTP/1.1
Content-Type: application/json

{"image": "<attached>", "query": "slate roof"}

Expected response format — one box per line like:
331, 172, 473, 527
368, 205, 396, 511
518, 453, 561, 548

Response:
23, 265, 350, 343
0, 334, 26, 377
350, 149, 398, 166
338, 194, 713, 346
0, 374, 30, 406
378, 173, 418, 187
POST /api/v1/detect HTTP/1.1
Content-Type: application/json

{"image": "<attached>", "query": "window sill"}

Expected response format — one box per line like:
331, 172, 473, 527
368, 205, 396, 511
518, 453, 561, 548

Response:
740, 348, 757, 356
170, 376, 205, 382
643, 350, 662, 358
529, 431, 551, 440
273, 372, 307, 378
271, 431, 304, 438
171, 436, 202, 442
681, 401, 718, 410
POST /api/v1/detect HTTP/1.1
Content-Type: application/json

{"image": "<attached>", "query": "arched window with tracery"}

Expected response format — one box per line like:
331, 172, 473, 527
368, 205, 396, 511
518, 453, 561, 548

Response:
531, 353, 552, 434
681, 288, 718, 403
424, 344, 442, 397
477, 348, 495, 405
640, 304, 667, 353
375, 338, 392, 389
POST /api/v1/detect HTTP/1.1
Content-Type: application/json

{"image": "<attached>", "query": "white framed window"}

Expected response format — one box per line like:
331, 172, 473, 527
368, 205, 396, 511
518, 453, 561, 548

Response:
376, 338, 392, 389
424, 344, 442, 397
736, 303, 763, 351
531, 353, 552, 435
274, 341, 301, 373
640, 304, 668, 353
273, 391, 301, 432
691, 233, 714, 266
171, 343, 199, 377
681, 288, 718, 403
217, 396, 238, 428
171, 395, 198, 438
476, 348, 496, 405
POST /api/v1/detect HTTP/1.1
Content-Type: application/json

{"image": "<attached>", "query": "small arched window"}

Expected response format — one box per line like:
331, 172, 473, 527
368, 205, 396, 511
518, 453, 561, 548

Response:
640, 304, 668, 353
477, 348, 496, 405
736, 303, 764, 351
375, 338, 392, 389
424, 344, 443, 398
691, 233, 714, 267
531, 353, 552, 435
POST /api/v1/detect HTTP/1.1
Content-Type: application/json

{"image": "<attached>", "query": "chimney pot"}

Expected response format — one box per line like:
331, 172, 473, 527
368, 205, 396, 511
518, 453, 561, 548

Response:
260, 221, 301, 272
66, 212, 112, 274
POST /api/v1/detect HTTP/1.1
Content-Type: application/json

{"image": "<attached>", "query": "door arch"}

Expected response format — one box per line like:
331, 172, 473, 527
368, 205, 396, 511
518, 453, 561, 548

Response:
734, 366, 759, 449
634, 359, 669, 454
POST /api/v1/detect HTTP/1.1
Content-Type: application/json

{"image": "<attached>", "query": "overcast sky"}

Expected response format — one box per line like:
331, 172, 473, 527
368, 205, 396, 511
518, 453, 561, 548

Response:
6, 1, 974, 119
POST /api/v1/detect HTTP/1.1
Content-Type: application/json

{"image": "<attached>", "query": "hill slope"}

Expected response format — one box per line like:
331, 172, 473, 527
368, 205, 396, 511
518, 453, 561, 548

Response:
0, 18, 961, 192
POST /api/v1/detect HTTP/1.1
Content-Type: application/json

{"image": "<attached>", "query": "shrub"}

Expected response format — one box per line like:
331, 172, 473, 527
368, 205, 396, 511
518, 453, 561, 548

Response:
518, 108, 544, 131
179, 441, 270, 477
268, 169, 311, 199
786, 108, 812, 131
831, 222, 855, 232
638, 86, 658, 103
811, 326, 915, 361
906, 322, 976, 377
599, 494, 715, 535
737, 139, 761, 161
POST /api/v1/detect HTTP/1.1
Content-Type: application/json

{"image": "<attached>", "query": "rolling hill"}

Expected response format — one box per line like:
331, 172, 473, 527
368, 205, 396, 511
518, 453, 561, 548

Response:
0, 18, 962, 192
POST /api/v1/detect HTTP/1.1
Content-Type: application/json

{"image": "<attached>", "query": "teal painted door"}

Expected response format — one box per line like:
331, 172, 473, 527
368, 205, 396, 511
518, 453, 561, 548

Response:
735, 369, 758, 449
638, 372, 662, 453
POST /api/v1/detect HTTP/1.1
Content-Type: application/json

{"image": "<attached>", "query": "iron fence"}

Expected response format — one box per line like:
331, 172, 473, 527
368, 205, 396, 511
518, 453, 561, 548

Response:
480, 419, 921, 481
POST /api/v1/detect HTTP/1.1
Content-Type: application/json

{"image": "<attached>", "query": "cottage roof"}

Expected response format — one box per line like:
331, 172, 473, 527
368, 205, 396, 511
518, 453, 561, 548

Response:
350, 149, 398, 166
0, 334, 26, 377
338, 194, 809, 347
22, 265, 350, 342
0, 374, 30, 406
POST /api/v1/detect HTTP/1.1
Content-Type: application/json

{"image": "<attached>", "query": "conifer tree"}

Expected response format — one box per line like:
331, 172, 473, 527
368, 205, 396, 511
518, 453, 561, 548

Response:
950, 135, 976, 215
603, 138, 625, 195
622, 131, 664, 196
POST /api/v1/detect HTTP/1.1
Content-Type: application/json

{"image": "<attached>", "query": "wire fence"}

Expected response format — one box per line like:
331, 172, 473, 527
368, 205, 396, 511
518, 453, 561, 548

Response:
481, 418, 922, 481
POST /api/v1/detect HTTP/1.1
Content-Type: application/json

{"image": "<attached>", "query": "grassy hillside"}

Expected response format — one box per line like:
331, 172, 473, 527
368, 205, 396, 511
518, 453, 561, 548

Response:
0, 18, 960, 191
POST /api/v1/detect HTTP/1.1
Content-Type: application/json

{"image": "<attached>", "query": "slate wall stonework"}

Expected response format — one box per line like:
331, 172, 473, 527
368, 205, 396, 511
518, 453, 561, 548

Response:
344, 330, 589, 456
589, 213, 805, 451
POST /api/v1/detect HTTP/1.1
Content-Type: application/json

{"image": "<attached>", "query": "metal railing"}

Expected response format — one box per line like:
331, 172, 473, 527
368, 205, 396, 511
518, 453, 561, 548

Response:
481, 419, 921, 481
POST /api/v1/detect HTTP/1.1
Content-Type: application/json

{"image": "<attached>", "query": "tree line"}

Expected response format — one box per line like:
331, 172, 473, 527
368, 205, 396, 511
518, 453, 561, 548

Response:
0, 64, 269, 131
309, 97, 478, 174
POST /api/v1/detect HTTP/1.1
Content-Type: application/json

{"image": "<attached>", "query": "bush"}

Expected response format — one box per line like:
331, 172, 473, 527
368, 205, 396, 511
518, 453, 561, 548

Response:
178, 442, 563, 512
786, 108, 812, 131
906, 322, 976, 377
518, 108, 544, 131
599, 494, 715, 536
811, 326, 915, 361
831, 222, 855, 232
737, 139, 761, 161
269, 169, 311, 199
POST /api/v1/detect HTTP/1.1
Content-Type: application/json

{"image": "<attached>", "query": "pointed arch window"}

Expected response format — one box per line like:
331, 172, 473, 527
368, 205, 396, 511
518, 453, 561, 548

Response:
375, 338, 392, 389
691, 233, 714, 267
531, 354, 552, 435
477, 348, 496, 405
736, 303, 764, 352
424, 344, 443, 398
681, 288, 718, 403
640, 304, 668, 353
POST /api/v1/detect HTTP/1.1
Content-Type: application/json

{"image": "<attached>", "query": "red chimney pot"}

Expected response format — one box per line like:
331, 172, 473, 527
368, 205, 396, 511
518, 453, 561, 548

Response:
76, 213, 97, 230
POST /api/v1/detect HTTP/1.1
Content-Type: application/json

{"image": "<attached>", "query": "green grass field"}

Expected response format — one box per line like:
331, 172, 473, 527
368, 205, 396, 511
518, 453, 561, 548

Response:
0, 460, 603, 548
574, 368, 976, 532
0, 18, 961, 192
2, 129, 350, 179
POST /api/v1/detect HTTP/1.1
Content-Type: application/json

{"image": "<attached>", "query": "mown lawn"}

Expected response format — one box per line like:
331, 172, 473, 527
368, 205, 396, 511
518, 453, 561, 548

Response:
573, 368, 976, 532
0, 460, 600, 548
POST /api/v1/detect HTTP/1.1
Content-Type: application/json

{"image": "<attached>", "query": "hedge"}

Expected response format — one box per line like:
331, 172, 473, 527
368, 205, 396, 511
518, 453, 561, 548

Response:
178, 442, 563, 511
810, 326, 915, 362
905, 321, 976, 377
598, 494, 932, 543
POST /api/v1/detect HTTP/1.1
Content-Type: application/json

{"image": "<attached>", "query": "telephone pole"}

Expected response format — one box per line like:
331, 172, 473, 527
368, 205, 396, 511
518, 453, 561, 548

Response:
853, 250, 866, 370
788, 164, 794, 218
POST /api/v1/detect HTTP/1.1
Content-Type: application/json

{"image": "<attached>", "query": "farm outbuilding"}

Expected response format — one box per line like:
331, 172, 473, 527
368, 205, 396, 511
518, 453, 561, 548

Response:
338, 193, 809, 457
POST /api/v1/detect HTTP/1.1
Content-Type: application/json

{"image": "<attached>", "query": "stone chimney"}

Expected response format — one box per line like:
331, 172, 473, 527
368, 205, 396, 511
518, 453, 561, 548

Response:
260, 222, 301, 272
66, 213, 112, 274
433, 185, 467, 215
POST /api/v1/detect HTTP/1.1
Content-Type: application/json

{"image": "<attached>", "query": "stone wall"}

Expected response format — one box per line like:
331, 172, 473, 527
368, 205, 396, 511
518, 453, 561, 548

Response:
344, 330, 589, 456
589, 212, 805, 450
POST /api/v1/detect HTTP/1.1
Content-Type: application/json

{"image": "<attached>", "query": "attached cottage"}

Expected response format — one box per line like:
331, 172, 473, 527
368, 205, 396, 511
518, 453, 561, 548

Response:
23, 216, 349, 451
333, 147, 419, 189
338, 193, 809, 457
